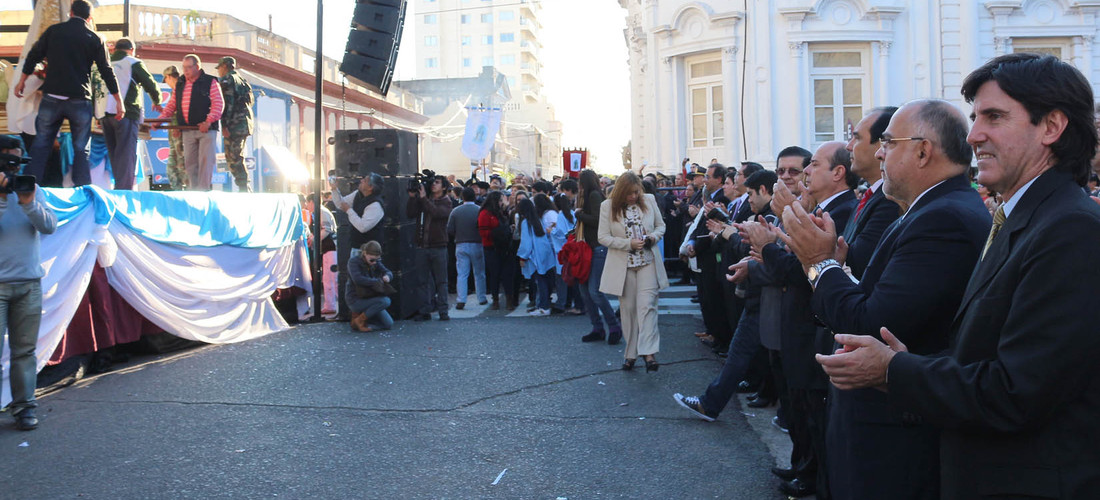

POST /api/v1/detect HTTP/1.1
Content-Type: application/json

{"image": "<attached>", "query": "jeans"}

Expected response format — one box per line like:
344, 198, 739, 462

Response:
27, 96, 93, 186
455, 242, 486, 304
349, 295, 394, 330
699, 308, 762, 416
577, 245, 619, 332
533, 271, 554, 310
101, 115, 140, 190
1, 280, 41, 415
415, 246, 449, 314
553, 272, 579, 310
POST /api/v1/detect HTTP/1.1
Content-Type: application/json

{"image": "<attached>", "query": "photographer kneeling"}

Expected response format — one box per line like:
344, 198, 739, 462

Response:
0, 135, 57, 431
346, 241, 394, 332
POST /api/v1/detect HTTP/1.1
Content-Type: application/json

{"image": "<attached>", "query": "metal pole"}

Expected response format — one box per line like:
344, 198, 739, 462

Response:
311, 0, 324, 322
123, 0, 130, 36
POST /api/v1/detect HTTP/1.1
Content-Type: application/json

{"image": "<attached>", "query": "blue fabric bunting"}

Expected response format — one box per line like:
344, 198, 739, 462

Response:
40, 186, 305, 249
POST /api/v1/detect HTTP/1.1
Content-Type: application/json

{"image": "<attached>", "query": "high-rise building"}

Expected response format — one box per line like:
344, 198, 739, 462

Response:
414, 0, 544, 105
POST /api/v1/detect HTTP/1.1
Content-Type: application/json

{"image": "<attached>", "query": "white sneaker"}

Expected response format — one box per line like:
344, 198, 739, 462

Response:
528, 308, 550, 317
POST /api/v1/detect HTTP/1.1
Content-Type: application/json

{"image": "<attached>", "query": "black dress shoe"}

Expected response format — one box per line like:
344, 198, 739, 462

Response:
455, 303, 465, 310
778, 478, 815, 498
770, 466, 797, 481
581, 330, 605, 343
607, 329, 622, 345
746, 396, 776, 408
736, 380, 755, 393
439, 312, 450, 321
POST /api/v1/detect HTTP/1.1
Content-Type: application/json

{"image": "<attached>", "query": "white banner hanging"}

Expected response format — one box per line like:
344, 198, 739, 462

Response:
461, 106, 503, 161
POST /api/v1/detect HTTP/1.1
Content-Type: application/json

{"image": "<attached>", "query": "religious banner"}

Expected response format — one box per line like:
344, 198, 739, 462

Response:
460, 106, 503, 161
562, 148, 588, 178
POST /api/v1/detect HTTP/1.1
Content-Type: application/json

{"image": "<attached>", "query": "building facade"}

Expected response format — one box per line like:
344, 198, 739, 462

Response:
620, 0, 1100, 174
415, 0, 545, 103
413, 0, 562, 178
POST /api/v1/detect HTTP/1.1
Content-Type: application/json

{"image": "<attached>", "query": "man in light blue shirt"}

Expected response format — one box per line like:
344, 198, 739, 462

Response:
0, 135, 57, 431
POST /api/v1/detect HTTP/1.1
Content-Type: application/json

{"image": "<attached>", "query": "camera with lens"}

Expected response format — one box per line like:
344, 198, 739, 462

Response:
407, 169, 437, 194
0, 153, 34, 194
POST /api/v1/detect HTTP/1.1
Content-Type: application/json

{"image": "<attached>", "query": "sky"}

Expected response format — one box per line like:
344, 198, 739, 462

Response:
2, 0, 630, 173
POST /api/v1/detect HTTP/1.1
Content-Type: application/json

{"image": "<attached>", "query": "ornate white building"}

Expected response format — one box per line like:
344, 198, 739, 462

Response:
620, 0, 1100, 174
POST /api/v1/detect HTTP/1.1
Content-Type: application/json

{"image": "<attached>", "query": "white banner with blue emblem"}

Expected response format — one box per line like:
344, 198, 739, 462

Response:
461, 106, 503, 161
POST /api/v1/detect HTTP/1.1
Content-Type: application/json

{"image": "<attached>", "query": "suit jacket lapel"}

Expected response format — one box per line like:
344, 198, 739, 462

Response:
844, 188, 884, 240
824, 190, 857, 212
953, 170, 1067, 322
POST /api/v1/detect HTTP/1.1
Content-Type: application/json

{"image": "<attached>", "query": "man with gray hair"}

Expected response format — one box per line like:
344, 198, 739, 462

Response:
780, 99, 991, 499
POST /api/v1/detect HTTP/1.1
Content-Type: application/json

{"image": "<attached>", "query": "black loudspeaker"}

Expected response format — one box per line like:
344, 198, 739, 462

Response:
381, 221, 421, 319
333, 129, 419, 178
340, 0, 406, 95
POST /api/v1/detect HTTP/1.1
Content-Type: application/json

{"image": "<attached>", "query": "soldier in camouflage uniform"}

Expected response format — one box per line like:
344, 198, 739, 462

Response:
161, 65, 187, 190
215, 56, 254, 192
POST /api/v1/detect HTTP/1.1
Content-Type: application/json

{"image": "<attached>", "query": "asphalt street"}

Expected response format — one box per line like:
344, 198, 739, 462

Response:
1, 298, 792, 499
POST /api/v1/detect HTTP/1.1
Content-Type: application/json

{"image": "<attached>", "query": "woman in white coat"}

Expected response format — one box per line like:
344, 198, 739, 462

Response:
598, 172, 669, 371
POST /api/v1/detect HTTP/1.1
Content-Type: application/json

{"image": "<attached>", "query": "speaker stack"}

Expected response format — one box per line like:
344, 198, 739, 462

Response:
340, 0, 407, 96
333, 128, 423, 320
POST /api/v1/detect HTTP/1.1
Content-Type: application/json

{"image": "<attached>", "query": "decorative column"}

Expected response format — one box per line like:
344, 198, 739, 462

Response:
662, 54, 677, 169
722, 45, 740, 161
994, 36, 1013, 56
789, 41, 807, 150
875, 40, 891, 107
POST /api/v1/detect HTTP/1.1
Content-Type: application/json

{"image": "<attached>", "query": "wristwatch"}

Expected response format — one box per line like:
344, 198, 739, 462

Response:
807, 259, 841, 288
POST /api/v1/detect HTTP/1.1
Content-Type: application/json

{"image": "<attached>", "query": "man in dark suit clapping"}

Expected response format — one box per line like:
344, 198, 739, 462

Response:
816, 53, 1100, 500
781, 99, 992, 500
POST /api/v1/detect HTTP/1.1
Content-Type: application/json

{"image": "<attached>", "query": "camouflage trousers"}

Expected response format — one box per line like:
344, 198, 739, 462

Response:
165, 130, 187, 190
224, 133, 249, 190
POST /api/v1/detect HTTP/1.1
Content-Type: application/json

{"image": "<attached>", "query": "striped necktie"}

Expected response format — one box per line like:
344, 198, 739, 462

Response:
981, 206, 1006, 260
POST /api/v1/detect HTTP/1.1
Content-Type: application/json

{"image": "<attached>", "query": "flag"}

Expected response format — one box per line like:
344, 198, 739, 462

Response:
461, 106, 503, 161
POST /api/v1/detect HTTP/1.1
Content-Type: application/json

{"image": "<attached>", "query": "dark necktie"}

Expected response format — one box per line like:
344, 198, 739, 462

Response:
981, 206, 1007, 260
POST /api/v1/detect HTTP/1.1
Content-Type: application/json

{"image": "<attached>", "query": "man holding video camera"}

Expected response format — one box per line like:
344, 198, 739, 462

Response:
407, 171, 453, 321
0, 135, 57, 431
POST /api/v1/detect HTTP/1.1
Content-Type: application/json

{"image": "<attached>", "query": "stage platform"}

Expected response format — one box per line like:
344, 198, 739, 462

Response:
2, 186, 311, 408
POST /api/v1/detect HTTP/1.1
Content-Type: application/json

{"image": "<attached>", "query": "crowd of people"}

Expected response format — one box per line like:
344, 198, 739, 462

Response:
318, 52, 1100, 500
11, 1, 254, 192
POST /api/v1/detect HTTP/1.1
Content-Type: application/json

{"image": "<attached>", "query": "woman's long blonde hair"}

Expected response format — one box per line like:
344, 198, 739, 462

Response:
609, 172, 647, 222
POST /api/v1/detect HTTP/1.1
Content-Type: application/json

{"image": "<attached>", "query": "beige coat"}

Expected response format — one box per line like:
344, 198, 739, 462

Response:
597, 193, 670, 296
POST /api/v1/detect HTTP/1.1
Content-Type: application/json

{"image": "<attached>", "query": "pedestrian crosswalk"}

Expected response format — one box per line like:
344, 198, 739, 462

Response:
501, 284, 701, 318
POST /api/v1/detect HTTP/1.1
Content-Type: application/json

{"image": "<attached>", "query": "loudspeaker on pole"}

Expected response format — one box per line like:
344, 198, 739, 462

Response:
340, 0, 407, 96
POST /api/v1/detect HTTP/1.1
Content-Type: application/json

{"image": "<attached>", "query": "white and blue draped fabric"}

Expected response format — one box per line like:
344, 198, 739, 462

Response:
50, 133, 144, 188
1, 187, 310, 407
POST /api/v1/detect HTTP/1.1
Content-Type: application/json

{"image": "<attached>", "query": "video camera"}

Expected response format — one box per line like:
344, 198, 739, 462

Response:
0, 153, 35, 194
407, 169, 437, 194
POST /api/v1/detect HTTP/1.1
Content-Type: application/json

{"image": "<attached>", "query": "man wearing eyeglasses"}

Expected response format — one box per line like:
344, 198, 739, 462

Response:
841, 107, 901, 279
817, 53, 1100, 500
779, 99, 991, 500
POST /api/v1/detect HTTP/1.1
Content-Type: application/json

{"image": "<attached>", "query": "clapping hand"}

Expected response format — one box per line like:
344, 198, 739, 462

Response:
772, 181, 797, 213
630, 238, 645, 250
725, 256, 752, 284
816, 327, 908, 391
778, 201, 838, 270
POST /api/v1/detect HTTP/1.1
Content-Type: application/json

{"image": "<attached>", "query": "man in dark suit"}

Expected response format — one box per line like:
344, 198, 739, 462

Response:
673, 168, 781, 421
781, 99, 992, 500
681, 164, 730, 347
841, 107, 901, 279
818, 53, 1100, 500
740, 141, 857, 498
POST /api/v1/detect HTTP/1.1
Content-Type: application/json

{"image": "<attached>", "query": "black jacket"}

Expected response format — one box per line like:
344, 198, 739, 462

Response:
841, 187, 900, 279
812, 174, 991, 500
23, 18, 119, 99
889, 169, 1100, 499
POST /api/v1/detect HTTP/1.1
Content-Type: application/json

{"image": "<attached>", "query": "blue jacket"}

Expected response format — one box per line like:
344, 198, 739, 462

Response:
517, 220, 556, 278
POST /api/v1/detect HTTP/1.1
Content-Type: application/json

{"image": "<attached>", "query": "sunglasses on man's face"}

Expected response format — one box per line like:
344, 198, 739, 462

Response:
365, 256, 379, 264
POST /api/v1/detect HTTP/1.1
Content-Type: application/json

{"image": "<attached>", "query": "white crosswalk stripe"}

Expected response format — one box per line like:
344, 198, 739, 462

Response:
503, 285, 701, 318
